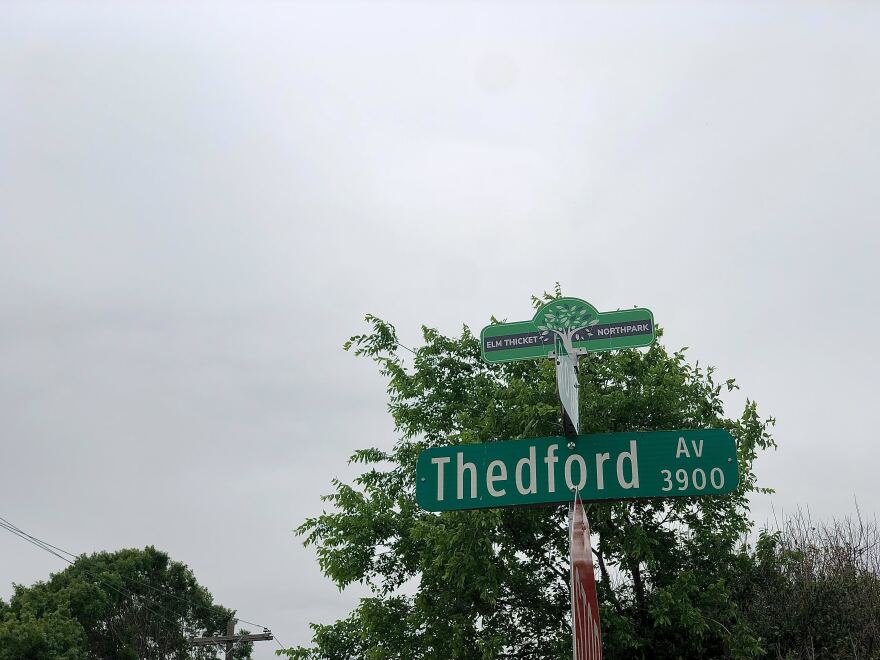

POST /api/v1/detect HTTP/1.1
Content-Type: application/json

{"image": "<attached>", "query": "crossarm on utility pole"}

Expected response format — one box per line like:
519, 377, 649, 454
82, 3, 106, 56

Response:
189, 618, 274, 659
189, 632, 274, 646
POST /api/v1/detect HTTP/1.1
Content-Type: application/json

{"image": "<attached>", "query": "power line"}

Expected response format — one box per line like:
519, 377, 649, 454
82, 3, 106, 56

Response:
0, 515, 267, 625
0, 515, 78, 559
0, 518, 247, 644
0, 515, 285, 649
0, 514, 239, 624
0, 519, 187, 634
0, 519, 68, 560
0, 513, 209, 622
235, 616, 288, 649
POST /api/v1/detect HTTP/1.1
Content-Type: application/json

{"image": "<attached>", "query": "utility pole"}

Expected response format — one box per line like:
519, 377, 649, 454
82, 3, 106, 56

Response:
190, 618, 273, 659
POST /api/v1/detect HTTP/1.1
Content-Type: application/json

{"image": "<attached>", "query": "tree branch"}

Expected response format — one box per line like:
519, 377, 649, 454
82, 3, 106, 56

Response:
593, 541, 624, 616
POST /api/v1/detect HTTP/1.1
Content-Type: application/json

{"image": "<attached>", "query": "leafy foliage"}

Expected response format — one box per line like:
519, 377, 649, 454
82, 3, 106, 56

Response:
534, 298, 598, 355
535, 300, 595, 333
285, 292, 777, 659
735, 511, 880, 659
0, 546, 250, 660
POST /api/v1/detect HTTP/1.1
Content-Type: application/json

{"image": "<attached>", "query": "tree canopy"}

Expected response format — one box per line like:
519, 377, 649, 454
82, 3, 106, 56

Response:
286, 291, 777, 659
0, 546, 251, 660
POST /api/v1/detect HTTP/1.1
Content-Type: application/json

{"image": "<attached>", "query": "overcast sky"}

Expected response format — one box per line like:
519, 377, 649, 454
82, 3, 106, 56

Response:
2, 1, 879, 656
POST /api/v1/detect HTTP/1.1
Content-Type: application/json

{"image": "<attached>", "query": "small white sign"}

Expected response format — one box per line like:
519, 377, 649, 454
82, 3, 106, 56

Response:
556, 352, 580, 434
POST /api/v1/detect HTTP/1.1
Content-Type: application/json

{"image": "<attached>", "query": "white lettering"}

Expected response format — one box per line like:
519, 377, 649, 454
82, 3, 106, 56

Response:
595, 452, 610, 490
544, 444, 559, 493
515, 446, 538, 495
616, 440, 640, 489
486, 460, 507, 497
457, 452, 477, 500
565, 454, 587, 491
431, 456, 450, 501
675, 436, 690, 458
690, 439, 703, 457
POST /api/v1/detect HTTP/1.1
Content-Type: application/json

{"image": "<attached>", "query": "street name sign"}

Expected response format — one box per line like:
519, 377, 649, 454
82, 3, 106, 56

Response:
571, 498, 601, 660
415, 429, 738, 512
480, 297, 655, 365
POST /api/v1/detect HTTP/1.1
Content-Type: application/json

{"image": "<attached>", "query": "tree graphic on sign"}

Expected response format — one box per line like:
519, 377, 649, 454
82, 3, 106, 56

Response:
536, 301, 599, 356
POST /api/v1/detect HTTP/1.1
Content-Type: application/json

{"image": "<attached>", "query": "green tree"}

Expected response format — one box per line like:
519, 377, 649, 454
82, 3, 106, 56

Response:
0, 546, 251, 660
534, 298, 598, 355
286, 291, 775, 659
734, 511, 880, 659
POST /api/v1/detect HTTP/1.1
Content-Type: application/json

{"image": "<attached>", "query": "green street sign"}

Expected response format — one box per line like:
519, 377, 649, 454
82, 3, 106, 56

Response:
415, 429, 739, 512
481, 297, 655, 364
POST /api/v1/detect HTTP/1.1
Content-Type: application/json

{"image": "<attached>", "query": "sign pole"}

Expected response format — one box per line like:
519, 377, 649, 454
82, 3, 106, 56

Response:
416, 296, 740, 657
570, 491, 601, 660
554, 340, 601, 659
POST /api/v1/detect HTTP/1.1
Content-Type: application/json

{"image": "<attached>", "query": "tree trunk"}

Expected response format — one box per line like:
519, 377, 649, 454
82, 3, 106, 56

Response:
631, 558, 648, 625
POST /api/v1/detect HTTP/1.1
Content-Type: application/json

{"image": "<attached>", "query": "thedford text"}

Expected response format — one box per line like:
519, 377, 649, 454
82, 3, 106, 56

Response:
415, 429, 738, 511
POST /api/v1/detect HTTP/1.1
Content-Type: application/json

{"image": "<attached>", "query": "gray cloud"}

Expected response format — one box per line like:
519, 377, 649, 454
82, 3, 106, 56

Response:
2, 1, 879, 655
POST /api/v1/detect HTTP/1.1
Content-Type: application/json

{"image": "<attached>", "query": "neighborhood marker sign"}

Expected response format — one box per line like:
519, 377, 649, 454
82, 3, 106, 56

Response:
421, 296, 735, 659
480, 297, 655, 365
416, 429, 739, 512
571, 497, 601, 660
